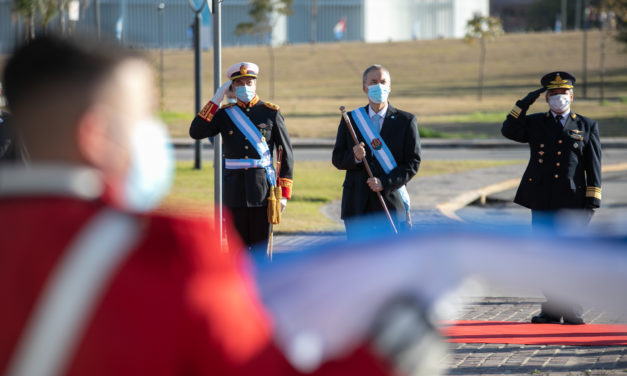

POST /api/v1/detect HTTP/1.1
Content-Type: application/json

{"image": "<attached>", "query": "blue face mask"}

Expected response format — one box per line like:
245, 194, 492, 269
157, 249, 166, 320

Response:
235, 85, 256, 103
123, 118, 175, 212
367, 84, 390, 104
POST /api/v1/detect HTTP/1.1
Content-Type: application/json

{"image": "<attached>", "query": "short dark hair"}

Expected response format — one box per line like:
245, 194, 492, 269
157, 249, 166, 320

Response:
362, 64, 391, 85
2, 34, 142, 112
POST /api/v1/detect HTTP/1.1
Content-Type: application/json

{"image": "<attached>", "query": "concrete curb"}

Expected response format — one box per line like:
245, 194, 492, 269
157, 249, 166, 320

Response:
436, 162, 627, 221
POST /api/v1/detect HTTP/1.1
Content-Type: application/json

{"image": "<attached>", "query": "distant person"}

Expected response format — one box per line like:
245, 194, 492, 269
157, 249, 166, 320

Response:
501, 71, 602, 325
332, 64, 421, 238
189, 62, 294, 252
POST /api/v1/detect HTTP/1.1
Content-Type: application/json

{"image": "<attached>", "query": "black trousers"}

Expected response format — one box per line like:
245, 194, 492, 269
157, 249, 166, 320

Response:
228, 206, 270, 251
531, 209, 594, 320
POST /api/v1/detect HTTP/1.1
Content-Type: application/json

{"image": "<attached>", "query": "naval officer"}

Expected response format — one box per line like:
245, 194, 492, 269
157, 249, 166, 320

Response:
502, 71, 602, 324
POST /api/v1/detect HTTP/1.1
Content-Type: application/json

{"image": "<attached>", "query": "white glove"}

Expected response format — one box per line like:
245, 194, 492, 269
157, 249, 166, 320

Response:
280, 197, 287, 213
211, 81, 231, 105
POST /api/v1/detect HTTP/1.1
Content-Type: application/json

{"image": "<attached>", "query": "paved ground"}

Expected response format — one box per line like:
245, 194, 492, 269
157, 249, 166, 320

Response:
271, 147, 627, 376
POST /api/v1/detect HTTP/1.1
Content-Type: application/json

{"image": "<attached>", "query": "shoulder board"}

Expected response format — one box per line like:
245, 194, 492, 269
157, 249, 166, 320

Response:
263, 102, 280, 111
221, 103, 237, 109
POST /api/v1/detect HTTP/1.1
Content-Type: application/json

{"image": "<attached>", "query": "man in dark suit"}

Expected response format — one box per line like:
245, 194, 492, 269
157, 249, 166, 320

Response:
502, 71, 602, 324
332, 65, 421, 238
189, 62, 294, 251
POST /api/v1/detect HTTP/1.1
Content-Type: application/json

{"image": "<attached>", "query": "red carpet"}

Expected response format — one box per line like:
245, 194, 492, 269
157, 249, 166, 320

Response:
440, 320, 627, 346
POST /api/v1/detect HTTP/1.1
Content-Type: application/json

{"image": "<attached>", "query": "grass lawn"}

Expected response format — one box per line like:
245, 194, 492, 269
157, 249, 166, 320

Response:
161, 159, 522, 233
134, 30, 627, 139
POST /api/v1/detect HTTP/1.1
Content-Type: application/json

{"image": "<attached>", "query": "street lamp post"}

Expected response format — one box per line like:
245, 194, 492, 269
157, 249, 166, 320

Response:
158, 2, 165, 111
188, 0, 206, 170
212, 0, 223, 242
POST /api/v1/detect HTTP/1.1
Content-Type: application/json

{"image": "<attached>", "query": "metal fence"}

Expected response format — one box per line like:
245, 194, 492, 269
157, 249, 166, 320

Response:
289, 0, 364, 44
0, 0, 463, 53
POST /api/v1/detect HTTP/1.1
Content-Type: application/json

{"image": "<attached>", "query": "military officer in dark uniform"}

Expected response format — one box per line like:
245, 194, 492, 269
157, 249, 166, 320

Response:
332, 64, 421, 238
190, 62, 293, 251
502, 71, 602, 325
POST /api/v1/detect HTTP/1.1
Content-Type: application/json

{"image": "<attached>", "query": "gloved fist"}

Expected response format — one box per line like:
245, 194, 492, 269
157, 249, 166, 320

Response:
518, 87, 547, 110
211, 81, 232, 105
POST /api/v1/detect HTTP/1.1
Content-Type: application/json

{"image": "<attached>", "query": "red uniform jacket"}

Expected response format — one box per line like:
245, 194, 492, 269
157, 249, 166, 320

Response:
0, 165, 390, 376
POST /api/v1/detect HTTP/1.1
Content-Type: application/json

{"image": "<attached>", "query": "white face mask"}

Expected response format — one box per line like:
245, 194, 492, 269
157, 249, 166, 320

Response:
548, 94, 571, 113
123, 118, 175, 212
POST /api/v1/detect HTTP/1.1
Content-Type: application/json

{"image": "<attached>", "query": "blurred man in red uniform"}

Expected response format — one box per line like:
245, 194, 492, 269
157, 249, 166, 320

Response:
0, 36, 399, 376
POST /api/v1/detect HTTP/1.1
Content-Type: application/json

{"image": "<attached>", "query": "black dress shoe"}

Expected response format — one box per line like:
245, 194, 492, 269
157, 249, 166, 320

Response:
562, 316, 585, 325
531, 313, 560, 324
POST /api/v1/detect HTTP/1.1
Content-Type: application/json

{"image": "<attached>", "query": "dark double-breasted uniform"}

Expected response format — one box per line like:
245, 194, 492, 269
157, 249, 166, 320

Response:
502, 110, 602, 211
190, 96, 293, 247
332, 104, 421, 228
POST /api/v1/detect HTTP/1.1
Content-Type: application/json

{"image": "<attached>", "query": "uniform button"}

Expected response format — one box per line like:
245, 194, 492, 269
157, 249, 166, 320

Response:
538, 151, 544, 156
528, 178, 533, 182
540, 144, 544, 148
244, 137, 248, 141
244, 156, 249, 159
222, 154, 225, 157
538, 159, 543, 163
556, 162, 560, 167
554, 174, 559, 179
228, 130, 233, 135
558, 139, 563, 144
557, 151, 562, 156
246, 108, 250, 112
244, 146, 249, 150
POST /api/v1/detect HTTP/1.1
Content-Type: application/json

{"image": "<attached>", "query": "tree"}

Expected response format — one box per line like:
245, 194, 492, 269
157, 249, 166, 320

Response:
235, 0, 293, 100
465, 15, 504, 101
12, 0, 86, 40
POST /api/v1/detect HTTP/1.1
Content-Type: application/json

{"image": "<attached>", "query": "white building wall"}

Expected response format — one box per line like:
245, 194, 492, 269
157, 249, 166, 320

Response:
452, 0, 490, 38
363, 0, 392, 42
363, 0, 488, 43
389, 0, 416, 41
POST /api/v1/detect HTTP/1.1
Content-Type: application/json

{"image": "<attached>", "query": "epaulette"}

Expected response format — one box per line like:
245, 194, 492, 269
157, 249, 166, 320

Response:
221, 103, 237, 109
264, 102, 279, 111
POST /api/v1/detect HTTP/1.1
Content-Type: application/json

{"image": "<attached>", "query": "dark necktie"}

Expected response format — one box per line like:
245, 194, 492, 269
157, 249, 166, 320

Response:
555, 115, 563, 128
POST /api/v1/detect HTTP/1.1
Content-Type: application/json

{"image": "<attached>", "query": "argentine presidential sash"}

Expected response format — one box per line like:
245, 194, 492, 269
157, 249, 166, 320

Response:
351, 107, 411, 212
224, 106, 276, 186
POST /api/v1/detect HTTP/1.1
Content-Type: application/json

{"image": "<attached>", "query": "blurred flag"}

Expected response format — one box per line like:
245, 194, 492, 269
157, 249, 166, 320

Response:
254, 215, 627, 372
333, 17, 346, 40
115, 17, 124, 42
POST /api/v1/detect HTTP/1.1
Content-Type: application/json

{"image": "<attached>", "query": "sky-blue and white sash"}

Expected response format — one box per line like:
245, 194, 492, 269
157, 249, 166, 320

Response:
351, 107, 411, 212
224, 106, 276, 186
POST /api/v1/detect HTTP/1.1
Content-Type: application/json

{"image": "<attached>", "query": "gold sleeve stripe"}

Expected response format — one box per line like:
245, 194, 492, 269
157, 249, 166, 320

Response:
198, 101, 218, 122
279, 178, 293, 188
510, 105, 522, 119
586, 187, 602, 200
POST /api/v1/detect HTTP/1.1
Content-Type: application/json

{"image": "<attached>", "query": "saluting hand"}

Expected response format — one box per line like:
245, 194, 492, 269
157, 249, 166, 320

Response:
519, 87, 547, 109
367, 177, 383, 192
353, 142, 366, 162
211, 81, 232, 105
